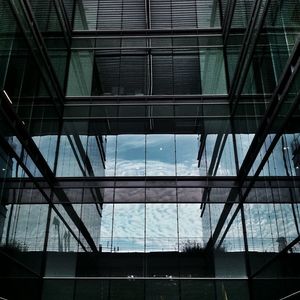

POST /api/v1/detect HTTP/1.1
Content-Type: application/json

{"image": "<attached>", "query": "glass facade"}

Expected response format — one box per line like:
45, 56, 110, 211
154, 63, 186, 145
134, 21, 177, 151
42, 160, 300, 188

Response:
0, 0, 300, 299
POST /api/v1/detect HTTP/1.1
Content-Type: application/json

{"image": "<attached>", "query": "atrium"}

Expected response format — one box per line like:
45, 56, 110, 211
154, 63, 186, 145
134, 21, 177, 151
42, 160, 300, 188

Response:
0, 0, 300, 299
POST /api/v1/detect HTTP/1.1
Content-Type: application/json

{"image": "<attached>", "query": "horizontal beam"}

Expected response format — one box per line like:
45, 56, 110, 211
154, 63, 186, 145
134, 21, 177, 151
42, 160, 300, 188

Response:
2, 176, 300, 189
72, 28, 223, 37
65, 94, 229, 104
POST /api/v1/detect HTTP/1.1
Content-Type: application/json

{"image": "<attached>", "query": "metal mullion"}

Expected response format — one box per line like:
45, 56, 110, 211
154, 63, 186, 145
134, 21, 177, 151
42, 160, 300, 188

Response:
6, 0, 63, 114
229, 0, 271, 105
279, 290, 300, 300
240, 202, 254, 300
72, 134, 95, 177
206, 187, 239, 249
66, 135, 87, 176
66, 91, 103, 211
200, 133, 228, 214
222, 0, 237, 45
229, 0, 263, 91
52, 0, 72, 46
231, 0, 272, 109
12, 0, 65, 102
217, 0, 224, 28
145, 0, 151, 29
145, 0, 153, 96
96, 135, 106, 167
211, 134, 228, 176
71, 132, 104, 207
215, 201, 240, 249
55, 0, 73, 35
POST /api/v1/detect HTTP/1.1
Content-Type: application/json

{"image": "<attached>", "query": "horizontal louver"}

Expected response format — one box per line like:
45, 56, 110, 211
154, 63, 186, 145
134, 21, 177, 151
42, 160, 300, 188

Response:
152, 54, 201, 94
95, 53, 147, 95
77, 0, 220, 30
98, 0, 146, 29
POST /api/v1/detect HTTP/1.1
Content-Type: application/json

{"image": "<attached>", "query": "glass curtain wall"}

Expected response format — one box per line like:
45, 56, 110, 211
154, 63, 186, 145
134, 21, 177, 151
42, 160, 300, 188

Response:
1, 0, 300, 299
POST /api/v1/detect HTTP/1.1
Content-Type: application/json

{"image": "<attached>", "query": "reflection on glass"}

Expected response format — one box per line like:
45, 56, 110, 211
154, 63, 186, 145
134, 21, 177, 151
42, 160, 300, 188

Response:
146, 134, 176, 176
216, 204, 244, 252
106, 134, 202, 177
86, 136, 105, 176
67, 51, 94, 96
56, 136, 84, 177
113, 204, 145, 252
199, 134, 217, 175
216, 134, 236, 176
47, 205, 81, 252
105, 136, 116, 176
259, 134, 299, 177
146, 204, 178, 252
200, 48, 227, 94
32, 135, 58, 172
236, 133, 254, 170
99, 204, 113, 252
244, 203, 298, 253
1, 204, 48, 251
116, 135, 145, 176
178, 204, 203, 251
198, 133, 237, 176
176, 135, 200, 176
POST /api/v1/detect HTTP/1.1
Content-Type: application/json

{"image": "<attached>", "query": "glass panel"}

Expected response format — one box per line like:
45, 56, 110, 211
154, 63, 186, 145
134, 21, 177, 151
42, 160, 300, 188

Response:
116, 135, 145, 176
178, 204, 203, 251
32, 135, 58, 172
146, 135, 176, 176
56, 135, 85, 177
216, 134, 237, 176
113, 204, 145, 252
0, 0, 17, 89
99, 204, 114, 252
146, 204, 178, 252
67, 51, 94, 96
200, 48, 227, 94
86, 135, 105, 176
105, 136, 117, 176
47, 204, 81, 252
175, 135, 200, 176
